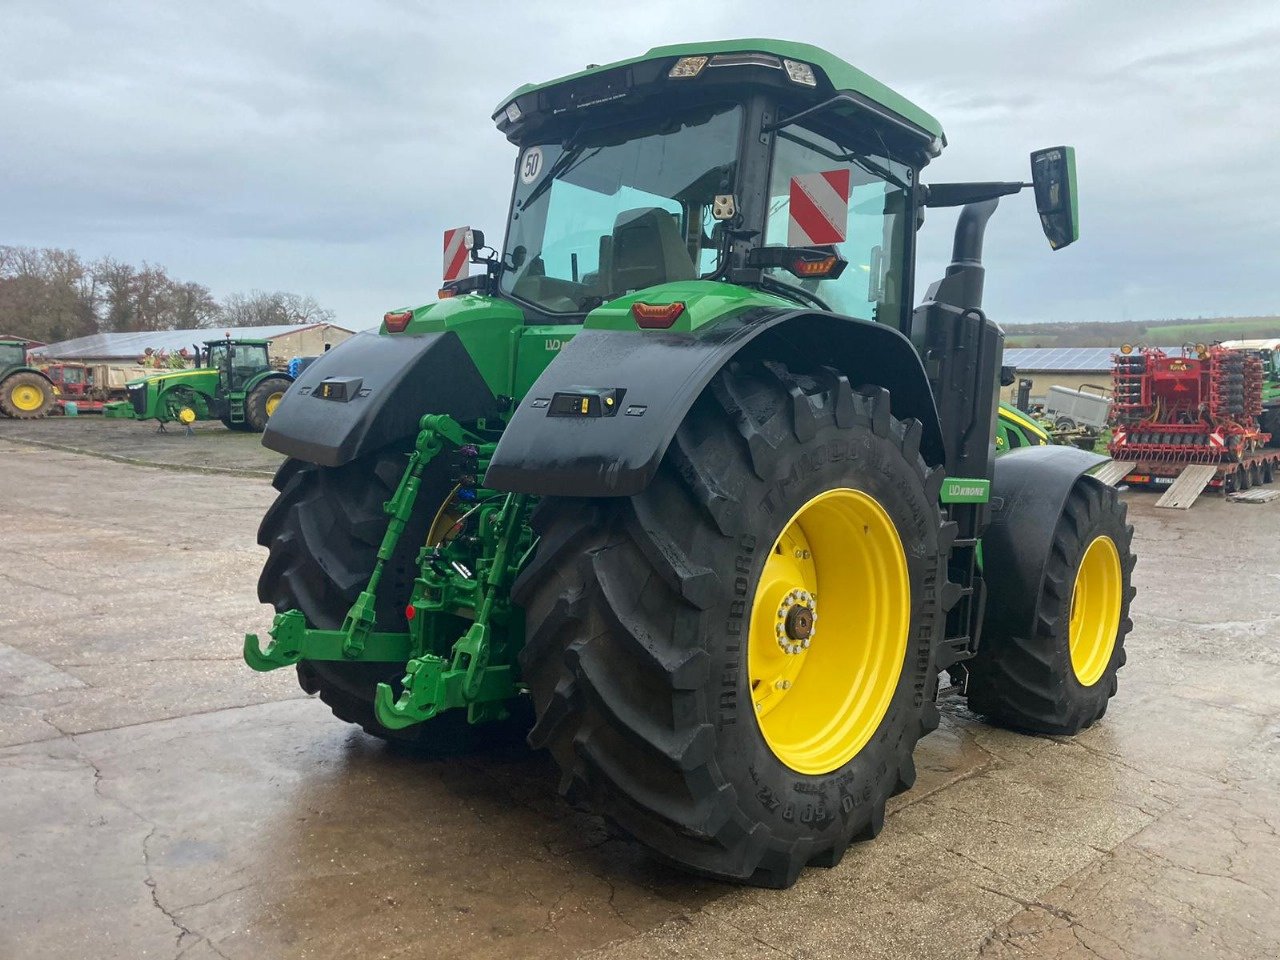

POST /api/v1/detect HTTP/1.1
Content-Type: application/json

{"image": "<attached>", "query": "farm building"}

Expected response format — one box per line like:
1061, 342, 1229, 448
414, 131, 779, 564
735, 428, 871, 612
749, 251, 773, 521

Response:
1001, 346, 1174, 405
32, 323, 354, 365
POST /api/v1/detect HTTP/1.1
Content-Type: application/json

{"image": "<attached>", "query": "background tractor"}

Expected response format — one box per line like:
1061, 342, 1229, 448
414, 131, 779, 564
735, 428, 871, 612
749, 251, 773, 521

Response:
107, 336, 293, 432
245, 40, 1135, 888
1221, 338, 1280, 446
0, 339, 57, 419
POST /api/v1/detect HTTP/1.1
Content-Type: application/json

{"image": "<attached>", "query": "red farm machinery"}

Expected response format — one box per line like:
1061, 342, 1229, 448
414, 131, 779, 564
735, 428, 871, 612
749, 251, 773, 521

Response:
1109, 345, 1280, 500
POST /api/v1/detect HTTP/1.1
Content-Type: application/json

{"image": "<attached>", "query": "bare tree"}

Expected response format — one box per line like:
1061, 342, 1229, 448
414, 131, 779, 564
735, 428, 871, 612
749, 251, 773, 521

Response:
0, 244, 332, 343
219, 289, 335, 326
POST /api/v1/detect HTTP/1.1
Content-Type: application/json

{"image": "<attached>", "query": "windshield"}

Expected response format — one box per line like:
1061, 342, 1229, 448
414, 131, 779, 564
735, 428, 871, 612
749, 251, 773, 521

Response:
501, 104, 742, 315
207, 342, 269, 389
765, 126, 911, 324
0, 343, 24, 367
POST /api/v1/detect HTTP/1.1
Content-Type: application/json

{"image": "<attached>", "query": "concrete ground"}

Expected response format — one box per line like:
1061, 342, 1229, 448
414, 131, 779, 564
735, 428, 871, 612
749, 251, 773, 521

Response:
1, 415, 285, 476
1, 428, 1277, 960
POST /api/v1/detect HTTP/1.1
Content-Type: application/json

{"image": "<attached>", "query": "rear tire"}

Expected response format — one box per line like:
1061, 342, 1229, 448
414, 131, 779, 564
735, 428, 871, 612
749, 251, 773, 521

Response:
964, 479, 1134, 735
256, 450, 528, 751
245, 376, 292, 432
1, 372, 55, 419
514, 360, 952, 887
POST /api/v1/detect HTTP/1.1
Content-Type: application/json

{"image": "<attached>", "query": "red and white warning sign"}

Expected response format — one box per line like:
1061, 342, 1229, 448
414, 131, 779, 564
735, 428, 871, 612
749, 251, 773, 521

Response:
443, 225, 470, 283
787, 170, 851, 246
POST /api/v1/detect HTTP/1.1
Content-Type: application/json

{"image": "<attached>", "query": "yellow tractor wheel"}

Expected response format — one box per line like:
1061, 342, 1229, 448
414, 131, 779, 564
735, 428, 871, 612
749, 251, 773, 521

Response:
964, 479, 1134, 735
516, 360, 951, 887
0, 372, 55, 419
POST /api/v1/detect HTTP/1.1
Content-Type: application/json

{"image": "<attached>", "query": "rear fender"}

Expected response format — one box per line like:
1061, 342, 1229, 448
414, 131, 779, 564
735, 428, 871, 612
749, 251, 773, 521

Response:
262, 331, 498, 467
485, 308, 944, 496
980, 445, 1108, 645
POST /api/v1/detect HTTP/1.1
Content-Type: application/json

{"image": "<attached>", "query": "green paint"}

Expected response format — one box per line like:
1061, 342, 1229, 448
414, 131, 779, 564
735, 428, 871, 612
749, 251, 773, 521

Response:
996, 402, 1051, 452
496, 39, 944, 145
514, 325, 581, 397
584, 280, 790, 333
939, 478, 991, 504
244, 414, 533, 726
390, 294, 527, 398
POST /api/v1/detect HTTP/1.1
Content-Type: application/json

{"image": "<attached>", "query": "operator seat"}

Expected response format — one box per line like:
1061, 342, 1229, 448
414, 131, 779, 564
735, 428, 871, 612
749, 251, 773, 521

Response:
608, 207, 696, 295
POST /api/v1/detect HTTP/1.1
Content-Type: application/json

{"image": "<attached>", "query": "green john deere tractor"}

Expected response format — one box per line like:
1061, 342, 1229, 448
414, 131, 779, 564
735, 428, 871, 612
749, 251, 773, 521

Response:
108, 337, 293, 431
245, 40, 1136, 887
0, 339, 57, 419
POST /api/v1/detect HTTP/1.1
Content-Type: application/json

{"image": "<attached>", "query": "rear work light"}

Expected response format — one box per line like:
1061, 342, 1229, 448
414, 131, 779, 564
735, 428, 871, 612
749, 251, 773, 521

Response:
631, 301, 685, 329
668, 56, 708, 78
383, 310, 413, 332
782, 59, 817, 86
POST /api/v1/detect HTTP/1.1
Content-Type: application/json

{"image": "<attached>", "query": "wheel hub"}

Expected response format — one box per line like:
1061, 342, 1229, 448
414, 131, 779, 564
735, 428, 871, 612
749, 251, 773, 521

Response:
776, 589, 816, 654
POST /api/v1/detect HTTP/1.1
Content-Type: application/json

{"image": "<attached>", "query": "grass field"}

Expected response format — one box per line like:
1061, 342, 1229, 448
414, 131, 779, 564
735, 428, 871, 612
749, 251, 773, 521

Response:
1005, 315, 1280, 348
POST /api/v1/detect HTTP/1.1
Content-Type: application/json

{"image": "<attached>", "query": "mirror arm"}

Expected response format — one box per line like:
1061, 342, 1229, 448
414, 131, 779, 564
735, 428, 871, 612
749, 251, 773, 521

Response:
924, 181, 1029, 208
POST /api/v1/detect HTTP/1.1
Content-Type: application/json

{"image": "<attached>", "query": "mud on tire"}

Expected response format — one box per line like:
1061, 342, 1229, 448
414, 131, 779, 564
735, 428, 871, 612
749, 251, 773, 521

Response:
514, 359, 954, 887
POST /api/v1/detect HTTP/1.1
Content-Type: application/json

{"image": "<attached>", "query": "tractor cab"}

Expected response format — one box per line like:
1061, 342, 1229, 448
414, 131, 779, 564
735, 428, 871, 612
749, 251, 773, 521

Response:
204, 338, 273, 395
0, 339, 28, 373
465, 41, 1075, 337
484, 44, 938, 327
45, 363, 89, 392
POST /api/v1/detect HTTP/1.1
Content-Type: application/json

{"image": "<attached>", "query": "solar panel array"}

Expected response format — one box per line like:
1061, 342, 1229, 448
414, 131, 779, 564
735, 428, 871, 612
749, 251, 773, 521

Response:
32, 323, 352, 360
1004, 346, 1179, 372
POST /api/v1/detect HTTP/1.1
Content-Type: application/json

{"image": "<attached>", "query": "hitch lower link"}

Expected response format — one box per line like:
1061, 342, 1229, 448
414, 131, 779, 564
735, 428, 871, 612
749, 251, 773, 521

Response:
243, 414, 526, 729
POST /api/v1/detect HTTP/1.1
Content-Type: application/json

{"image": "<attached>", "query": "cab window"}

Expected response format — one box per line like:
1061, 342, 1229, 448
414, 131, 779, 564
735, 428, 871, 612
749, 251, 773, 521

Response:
765, 127, 911, 324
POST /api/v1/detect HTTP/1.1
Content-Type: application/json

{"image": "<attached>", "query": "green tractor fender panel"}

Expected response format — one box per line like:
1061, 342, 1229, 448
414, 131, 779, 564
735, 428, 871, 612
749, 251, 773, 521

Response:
980, 445, 1108, 644
262, 331, 499, 467
484, 308, 945, 497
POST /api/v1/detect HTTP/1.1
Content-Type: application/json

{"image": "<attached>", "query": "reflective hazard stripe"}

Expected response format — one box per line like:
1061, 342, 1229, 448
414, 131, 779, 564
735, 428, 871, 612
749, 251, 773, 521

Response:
787, 170, 851, 246
443, 226, 469, 283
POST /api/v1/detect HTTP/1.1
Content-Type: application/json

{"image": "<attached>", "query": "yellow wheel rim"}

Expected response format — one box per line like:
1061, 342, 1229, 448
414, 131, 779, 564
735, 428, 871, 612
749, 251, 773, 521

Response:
747, 488, 910, 776
11, 384, 44, 411
265, 391, 284, 417
1069, 535, 1122, 686
178, 407, 197, 424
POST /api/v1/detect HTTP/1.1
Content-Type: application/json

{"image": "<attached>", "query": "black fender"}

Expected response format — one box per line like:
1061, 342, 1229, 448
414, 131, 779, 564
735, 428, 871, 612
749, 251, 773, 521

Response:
980, 445, 1109, 645
262, 331, 498, 467
485, 308, 945, 497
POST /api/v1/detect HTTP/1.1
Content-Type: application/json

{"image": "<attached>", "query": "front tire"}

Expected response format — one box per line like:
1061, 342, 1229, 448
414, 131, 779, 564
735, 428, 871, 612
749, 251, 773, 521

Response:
964, 479, 1135, 735
514, 360, 952, 887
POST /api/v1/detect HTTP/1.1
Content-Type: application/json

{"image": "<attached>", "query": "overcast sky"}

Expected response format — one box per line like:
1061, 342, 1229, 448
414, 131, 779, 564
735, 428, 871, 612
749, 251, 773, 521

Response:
2, 0, 1278, 330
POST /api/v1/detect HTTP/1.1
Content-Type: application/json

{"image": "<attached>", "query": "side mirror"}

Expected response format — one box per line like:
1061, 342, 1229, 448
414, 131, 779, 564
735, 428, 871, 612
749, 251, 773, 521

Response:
1030, 146, 1078, 250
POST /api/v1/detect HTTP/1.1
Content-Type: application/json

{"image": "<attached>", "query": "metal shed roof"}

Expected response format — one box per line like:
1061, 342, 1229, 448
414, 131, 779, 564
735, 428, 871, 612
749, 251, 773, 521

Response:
33, 323, 352, 360
1004, 346, 1179, 372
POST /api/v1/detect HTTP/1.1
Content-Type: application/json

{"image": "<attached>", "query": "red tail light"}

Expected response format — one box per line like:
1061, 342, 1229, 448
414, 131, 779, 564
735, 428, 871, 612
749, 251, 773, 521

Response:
791, 255, 839, 277
383, 310, 413, 333
631, 301, 685, 329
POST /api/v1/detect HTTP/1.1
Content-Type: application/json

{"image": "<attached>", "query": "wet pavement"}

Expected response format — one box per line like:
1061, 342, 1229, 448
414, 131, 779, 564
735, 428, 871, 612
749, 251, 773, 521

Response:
1, 434, 1277, 959
1, 415, 284, 477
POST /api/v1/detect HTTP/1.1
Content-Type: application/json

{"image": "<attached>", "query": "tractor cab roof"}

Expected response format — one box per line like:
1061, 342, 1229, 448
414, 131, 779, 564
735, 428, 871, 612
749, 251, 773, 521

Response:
494, 38, 945, 160
205, 337, 270, 347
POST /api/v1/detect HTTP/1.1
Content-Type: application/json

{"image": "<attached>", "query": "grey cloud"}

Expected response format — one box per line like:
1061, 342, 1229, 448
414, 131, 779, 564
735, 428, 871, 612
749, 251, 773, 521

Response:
1, 0, 1277, 328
